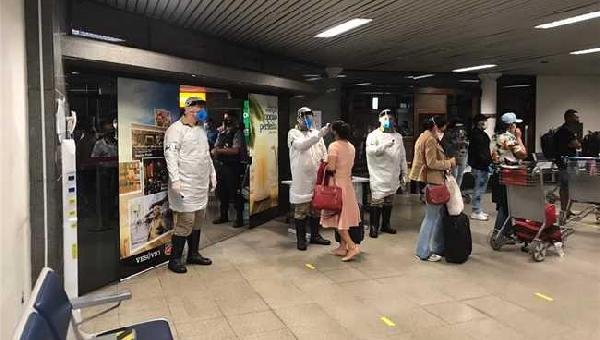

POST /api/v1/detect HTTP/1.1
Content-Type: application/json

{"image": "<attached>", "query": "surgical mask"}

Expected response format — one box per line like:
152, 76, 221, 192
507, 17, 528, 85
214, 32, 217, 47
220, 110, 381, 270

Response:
196, 108, 208, 122
437, 132, 444, 141
304, 116, 313, 129
379, 116, 391, 130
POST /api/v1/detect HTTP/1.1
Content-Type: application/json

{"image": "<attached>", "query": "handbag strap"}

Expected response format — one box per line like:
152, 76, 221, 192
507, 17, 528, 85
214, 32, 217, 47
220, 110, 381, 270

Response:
422, 132, 448, 184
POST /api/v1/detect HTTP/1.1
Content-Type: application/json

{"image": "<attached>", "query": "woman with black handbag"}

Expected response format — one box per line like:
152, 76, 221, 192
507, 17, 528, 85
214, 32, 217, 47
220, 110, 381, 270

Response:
320, 121, 362, 262
409, 116, 456, 262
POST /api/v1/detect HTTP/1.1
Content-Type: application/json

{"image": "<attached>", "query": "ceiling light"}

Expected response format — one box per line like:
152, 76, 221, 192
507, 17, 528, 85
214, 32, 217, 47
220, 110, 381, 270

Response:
191, 74, 197, 77
303, 74, 320, 77
316, 18, 372, 38
570, 47, 600, 55
459, 79, 480, 83
305, 77, 321, 81
452, 64, 497, 73
71, 71, 80, 75
356, 82, 372, 86
71, 29, 125, 43
336, 74, 348, 78
503, 84, 531, 88
372, 97, 379, 110
407, 74, 434, 80
535, 11, 600, 29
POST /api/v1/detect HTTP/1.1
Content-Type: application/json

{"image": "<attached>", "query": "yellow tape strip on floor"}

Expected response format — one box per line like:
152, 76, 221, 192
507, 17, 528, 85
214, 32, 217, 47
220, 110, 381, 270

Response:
305, 264, 316, 270
535, 292, 554, 302
380, 316, 396, 327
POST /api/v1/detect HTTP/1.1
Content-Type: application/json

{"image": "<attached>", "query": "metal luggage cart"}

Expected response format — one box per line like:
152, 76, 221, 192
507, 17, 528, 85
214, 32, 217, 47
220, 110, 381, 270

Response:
489, 164, 561, 261
562, 157, 600, 228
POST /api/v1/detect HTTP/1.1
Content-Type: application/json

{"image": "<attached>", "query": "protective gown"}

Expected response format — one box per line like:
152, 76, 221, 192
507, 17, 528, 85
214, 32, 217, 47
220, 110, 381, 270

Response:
164, 120, 216, 212
288, 128, 327, 204
366, 128, 408, 200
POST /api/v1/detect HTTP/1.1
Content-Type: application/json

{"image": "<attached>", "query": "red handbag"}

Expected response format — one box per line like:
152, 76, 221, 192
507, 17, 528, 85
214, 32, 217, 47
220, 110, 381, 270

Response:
422, 140, 450, 205
312, 162, 343, 213
425, 184, 450, 205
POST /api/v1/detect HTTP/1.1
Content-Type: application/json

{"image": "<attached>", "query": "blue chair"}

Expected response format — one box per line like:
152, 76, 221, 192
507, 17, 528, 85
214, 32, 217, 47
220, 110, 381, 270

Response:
14, 267, 173, 340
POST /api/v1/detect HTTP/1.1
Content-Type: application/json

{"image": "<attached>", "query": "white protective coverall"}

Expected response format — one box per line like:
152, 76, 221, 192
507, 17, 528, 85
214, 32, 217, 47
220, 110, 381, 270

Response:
164, 120, 216, 212
288, 128, 327, 204
366, 128, 409, 200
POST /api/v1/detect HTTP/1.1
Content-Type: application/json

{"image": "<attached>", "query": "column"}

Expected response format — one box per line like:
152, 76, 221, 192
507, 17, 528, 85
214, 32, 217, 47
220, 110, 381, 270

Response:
479, 73, 502, 138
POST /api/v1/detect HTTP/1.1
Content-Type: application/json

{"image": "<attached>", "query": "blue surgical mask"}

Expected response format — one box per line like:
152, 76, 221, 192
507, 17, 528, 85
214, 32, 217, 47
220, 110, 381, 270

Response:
304, 117, 313, 129
196, 108, 208, 122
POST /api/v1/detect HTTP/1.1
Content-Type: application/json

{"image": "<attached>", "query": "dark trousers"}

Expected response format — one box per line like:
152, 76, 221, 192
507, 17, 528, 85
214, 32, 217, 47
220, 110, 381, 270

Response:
216, 163, 243, 220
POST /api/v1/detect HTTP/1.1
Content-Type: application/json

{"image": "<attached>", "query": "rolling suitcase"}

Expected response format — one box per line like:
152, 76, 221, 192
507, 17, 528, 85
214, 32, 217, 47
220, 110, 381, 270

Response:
443, 213, 472, 264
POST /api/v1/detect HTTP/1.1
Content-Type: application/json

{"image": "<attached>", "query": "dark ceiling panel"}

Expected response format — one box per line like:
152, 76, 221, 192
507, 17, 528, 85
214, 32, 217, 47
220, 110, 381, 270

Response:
89, 0, 600, 75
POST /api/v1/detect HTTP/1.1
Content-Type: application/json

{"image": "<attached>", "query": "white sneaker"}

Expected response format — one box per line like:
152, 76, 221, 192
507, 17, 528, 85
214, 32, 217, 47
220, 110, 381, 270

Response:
471, 212, 489, 221
427, 254, 442, 262
554, 242, 565, 257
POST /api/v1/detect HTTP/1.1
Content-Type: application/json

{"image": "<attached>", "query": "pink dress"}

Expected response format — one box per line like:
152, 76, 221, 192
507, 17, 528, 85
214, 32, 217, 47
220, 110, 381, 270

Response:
321, 141, 361, 230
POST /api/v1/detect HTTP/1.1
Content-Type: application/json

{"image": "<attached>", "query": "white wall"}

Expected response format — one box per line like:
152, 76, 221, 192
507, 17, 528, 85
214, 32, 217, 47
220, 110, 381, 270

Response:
0, 0, 32, 337
536, 76, 600, 151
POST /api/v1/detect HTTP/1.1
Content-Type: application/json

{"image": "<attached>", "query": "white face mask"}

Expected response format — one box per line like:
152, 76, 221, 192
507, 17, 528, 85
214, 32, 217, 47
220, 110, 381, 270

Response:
437, 132, 444, 140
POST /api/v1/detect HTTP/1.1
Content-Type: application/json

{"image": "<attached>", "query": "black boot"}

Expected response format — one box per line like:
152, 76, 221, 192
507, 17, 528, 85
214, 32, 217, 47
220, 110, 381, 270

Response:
369, 206, 381, 238
212, 202, 229, 224
186, 230, 212, 265
295, 219, 307, 251
168, 235, 187, 274
380, 205, 397, 234
309, 217, 331, 245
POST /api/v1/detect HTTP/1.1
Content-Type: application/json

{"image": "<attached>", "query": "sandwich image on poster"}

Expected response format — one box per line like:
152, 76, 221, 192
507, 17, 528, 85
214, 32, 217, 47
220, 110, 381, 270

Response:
248, 94, 279, 215
119, 161, 142, 195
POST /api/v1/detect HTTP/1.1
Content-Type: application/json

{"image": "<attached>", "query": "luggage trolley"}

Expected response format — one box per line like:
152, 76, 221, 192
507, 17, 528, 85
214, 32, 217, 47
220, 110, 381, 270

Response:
561, 157, 600, 228
489, 164, 566, 262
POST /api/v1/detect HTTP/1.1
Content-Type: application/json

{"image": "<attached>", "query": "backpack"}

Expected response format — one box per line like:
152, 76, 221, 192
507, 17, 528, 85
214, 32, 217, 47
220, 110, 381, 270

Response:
540, 129, 557, 160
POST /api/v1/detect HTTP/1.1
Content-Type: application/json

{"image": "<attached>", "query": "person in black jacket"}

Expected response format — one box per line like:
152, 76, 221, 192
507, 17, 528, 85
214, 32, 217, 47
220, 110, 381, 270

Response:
468, 114, 493, 221
554, 109, 582, 217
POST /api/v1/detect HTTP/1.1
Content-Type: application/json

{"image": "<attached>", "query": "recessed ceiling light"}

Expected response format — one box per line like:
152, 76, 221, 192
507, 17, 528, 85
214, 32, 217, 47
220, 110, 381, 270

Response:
303, 74, 320, 77
356, 82, 372, 86
316, 18, 372, 38
504, 84, 531, 88
452, 64, 497, 73
570, 47, 600, 55
407, 74, 434, 80
535, 11, 600, 29
336, 74, 348, 78
191, 74, 197, 77
305, 77, 321, 81
459, 79, 480, 83
71, 29, 125, 43
71, 71, 80, 75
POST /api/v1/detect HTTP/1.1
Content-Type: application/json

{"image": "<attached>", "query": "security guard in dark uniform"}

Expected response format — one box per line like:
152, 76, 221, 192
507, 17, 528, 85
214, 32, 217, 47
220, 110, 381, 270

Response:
212, 112, 245, 228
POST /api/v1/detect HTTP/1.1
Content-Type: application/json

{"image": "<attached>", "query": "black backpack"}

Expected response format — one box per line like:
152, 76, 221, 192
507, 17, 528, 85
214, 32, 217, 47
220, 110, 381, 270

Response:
540, 129, 557, 160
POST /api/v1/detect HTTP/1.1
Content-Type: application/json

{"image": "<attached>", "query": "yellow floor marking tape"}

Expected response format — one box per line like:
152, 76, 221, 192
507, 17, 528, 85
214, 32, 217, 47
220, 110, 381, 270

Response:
535, 292, 554, 302
380, 316, 396, 327
305, 264, 316, 270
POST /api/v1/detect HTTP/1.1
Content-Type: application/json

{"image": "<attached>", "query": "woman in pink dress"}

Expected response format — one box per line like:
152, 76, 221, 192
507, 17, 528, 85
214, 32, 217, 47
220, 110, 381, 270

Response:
321, 121, 362, 261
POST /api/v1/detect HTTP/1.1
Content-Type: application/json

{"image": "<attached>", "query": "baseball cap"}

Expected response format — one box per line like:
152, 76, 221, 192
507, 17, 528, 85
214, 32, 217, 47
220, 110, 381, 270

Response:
501, 112, 523, 124
184, 97, 205, 108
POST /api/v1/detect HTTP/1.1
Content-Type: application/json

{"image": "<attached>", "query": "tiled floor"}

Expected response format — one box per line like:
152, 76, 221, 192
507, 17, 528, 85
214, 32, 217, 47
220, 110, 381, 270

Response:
79, 195, 600, 339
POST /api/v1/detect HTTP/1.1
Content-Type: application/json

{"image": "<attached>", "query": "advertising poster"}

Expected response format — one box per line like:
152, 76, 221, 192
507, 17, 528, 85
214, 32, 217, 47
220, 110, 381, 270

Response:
117, 77, 179, 278
248, 94, 279, 215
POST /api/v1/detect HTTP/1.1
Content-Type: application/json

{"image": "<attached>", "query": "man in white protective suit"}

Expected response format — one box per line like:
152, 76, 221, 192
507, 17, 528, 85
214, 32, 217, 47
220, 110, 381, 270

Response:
164, 97, 217, 273
288, 107, 332, 251
366, 109, 408, 238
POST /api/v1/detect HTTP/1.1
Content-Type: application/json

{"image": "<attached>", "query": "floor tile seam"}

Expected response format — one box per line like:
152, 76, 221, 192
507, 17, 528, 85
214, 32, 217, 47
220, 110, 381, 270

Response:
491, 309, 576, 337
